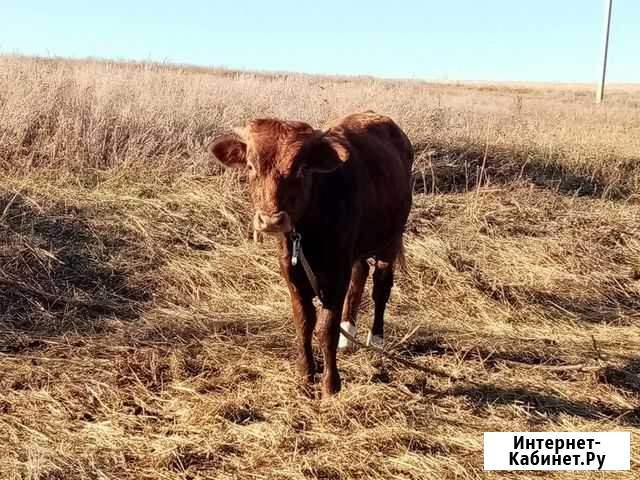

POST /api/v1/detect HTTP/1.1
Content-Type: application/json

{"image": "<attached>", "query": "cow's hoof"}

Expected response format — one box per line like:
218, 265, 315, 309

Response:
366, 331, 384, 349
338, 321, 357, 350
296, 355, 316, 384
321, 374, 341, 397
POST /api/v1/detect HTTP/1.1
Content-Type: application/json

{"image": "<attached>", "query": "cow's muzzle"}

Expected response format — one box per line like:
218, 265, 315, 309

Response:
254, 210, 292, 234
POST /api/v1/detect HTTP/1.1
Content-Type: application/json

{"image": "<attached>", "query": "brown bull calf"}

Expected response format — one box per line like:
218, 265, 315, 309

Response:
209, 112, 413, 396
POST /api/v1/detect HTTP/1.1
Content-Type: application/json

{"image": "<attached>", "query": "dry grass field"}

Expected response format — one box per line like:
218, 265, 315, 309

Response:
1, 55, 639, 479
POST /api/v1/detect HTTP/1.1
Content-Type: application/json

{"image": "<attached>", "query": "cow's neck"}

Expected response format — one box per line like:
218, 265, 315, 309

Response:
296, 182, 354, 257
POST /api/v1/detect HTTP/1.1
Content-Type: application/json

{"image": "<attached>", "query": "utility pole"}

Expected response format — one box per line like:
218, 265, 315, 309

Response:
595, 0, 613, 104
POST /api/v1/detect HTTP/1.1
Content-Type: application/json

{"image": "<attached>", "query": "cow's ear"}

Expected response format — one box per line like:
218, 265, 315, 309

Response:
303, 133, 349, 174
208, 134, 247, 169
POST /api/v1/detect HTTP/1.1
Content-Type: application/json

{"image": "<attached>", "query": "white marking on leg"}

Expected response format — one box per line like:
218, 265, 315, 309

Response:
366, 331, 384, 349
338, 321, 357, 350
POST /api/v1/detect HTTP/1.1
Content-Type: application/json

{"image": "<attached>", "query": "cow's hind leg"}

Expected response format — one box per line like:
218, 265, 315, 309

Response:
339, 258, 369, 350
369, 258, 395, 349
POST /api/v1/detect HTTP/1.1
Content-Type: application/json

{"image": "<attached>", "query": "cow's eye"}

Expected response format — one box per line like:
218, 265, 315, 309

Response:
247, 162, 256, 176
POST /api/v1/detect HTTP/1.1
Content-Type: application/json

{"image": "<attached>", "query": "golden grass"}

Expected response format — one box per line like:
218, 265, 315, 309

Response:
1, 54, 639, 479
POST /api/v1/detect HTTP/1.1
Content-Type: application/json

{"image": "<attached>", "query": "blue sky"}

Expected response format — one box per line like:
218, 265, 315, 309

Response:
2, 1, 638, 83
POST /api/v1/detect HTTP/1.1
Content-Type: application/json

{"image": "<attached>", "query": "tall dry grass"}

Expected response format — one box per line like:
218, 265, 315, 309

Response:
2, 55, 639, 194
1, 55, 639, 479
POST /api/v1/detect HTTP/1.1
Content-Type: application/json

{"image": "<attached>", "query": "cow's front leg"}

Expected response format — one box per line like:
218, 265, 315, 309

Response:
280, 239, 317, 386
317, 305, 341, 395
290, 289, 317, 384
317, 272, 350, 396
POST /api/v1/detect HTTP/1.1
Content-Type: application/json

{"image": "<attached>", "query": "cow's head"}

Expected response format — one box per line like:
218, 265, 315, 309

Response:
208, 119, 349, 235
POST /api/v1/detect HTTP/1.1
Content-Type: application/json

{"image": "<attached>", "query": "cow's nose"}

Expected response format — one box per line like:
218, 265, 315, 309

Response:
254, 210, 291, 233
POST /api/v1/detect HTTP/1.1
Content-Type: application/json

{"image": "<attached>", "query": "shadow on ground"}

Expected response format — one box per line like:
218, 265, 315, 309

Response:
401, 331, 567, 368
0, 192, 150, 336
400, 331, 640, 427
449, 383, 640, 427
472, 285, 640, 327
412, 142, 638, 200
445, 254, 640, 327
600, 357, 640, 396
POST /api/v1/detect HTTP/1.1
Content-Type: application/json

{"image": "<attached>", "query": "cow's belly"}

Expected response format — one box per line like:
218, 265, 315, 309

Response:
353, 189, 411, 260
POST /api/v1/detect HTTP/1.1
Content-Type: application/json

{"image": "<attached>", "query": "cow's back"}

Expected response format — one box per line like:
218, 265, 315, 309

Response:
326, 112, 413, 258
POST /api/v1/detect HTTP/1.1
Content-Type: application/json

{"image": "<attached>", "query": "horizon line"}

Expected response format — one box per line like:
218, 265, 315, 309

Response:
3, 51, 639, 88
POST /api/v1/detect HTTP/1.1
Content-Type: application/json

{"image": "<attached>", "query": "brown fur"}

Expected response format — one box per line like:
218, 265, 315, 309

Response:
209, 112, 414, 396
